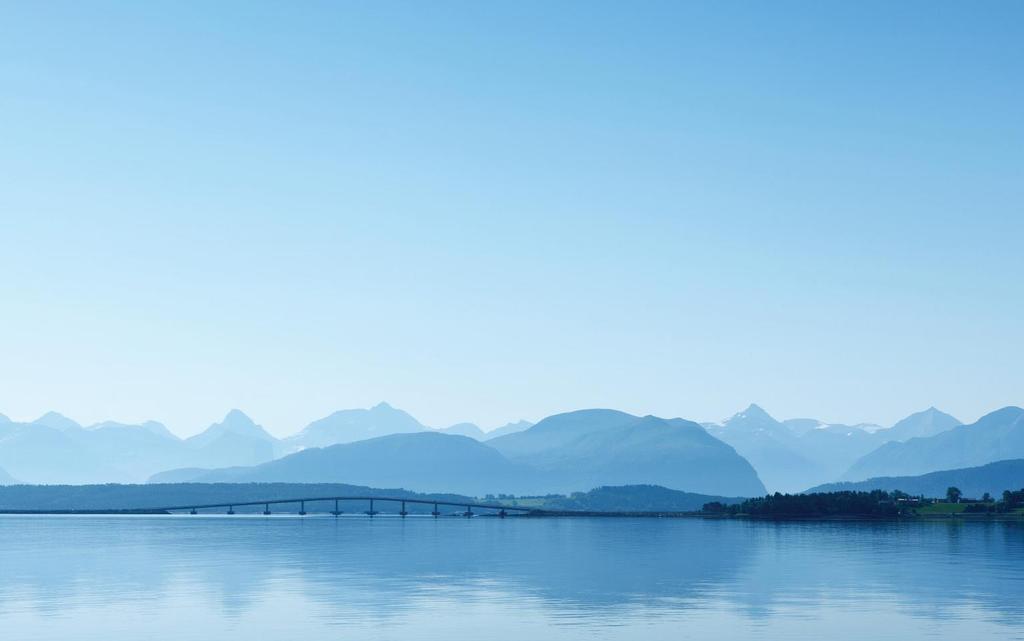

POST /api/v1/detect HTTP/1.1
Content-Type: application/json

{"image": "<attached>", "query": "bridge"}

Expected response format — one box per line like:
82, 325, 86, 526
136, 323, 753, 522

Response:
0, 495, 549, 517
162, 495, 543, 517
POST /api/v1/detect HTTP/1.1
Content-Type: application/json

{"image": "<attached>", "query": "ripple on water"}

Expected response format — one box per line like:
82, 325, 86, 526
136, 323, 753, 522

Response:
1, 515, 1023, 641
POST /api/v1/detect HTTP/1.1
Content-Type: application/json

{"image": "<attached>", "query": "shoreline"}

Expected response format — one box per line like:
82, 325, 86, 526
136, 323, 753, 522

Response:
2, 509, 1021, 521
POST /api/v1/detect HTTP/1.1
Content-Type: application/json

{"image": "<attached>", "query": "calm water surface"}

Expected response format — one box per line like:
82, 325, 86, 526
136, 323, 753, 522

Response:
1, 515, 1023, 640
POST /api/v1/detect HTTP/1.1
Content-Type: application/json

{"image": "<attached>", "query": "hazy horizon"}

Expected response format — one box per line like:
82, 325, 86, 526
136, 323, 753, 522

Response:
2, 2, 1021, 437
0, 399, 995, 440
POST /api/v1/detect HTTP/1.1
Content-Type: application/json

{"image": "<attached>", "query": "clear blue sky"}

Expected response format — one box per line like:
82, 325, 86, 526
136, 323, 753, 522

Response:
1, 2, 1021, 436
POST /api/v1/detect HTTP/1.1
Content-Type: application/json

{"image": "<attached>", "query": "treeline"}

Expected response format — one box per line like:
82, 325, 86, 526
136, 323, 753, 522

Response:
964, 489, 1024, 513
702, 490, 904, 518
703, 488, 1024, 518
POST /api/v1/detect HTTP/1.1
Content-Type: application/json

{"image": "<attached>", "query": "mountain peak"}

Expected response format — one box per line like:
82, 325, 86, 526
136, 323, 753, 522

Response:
222, 409, 255, 425
976, 406, 1024, 426
286, 403, 426, 449
883, 407, 961, 440
484, 419, 534, 440
744, 403, 770, 417
920, 406, 948, 418
186, 409, 275, 448
141, 421, 177, 440
729, 403, 776, 424
33, 411, 82, 431
438, 422, 487, 439
84, 420, 179, 440
720, 404, 790, 442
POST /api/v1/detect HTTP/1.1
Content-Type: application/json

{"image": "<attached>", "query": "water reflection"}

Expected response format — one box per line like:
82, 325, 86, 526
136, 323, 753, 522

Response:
1, 516, 1022, 640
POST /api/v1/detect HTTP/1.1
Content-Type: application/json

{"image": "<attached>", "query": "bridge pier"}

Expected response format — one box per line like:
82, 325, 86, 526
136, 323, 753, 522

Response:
190, 508, 197, 515
366, 498, 377, 517
227, 506, 234, 515
263, 503, 271, 516
465, 506, 473, 518
331, 499, 342, 517
400, 501, 408, 517
432, 503, 440, 517
499, 509, 507, 518
299, 501, 306, 516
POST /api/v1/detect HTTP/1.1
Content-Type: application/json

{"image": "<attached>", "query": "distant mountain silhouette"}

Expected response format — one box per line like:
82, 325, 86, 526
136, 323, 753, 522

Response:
704, 404, 964, 492
67, 421, 190, 482
153, 409, 766, 496
0, 420, 122, 483
32, 411, 82, 432
490, 409, 639, 459
0, 404, 437, 484
185, 410, 277, 468
789, 423, 881, 484
704, 404, 827, 493
484, 420, 533, 440
186, 409, 275, 447
780, 418, 829, 436
782, 417, 884, 436
92, 420, 177, 440
489, 409, 766, 496
809, 459, 1024, 499
871, 407, 961, 442
0, 401, 989, 493
148, 467, 213, 484
283, 402, 426, 451
166, 432, 533, 496
0, 410, 278, 483
436, 423, 487, 440
844, 407, 1024, 480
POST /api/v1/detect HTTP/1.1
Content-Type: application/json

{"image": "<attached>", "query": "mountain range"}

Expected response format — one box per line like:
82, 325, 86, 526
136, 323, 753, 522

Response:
2, 402, 1021, 497
843, 406, 1024, 481
0, 410, 274, 484
0, 404, 533, 485
810, 459, 1024, 499
703, 405, 963, 492
154, 432, 534, 496
152, 410, 767, 497
487, 410, 764, 496
280, 402, 426, 452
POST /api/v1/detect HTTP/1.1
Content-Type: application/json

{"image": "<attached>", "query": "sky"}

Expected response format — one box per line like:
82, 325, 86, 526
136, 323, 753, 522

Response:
1, 2, 1021, 437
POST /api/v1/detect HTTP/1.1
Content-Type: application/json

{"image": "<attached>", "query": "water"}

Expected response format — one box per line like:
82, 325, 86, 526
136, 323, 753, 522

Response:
1, 515, 1023, 640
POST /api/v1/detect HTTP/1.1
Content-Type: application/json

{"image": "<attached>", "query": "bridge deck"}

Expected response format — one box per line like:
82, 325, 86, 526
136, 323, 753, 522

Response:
152, 496, 541, 513
0, 496, 548, 516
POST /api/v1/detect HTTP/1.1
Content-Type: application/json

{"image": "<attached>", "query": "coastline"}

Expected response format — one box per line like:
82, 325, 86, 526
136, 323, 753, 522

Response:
3, 509, 1020, 522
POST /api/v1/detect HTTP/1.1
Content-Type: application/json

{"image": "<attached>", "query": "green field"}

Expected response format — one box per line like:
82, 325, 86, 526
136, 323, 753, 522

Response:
915, 503, 968, 515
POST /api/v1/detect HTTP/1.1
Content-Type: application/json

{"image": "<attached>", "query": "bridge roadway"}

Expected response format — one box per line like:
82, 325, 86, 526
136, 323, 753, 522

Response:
0, 496, 549, 517
160, 495, 542, 517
